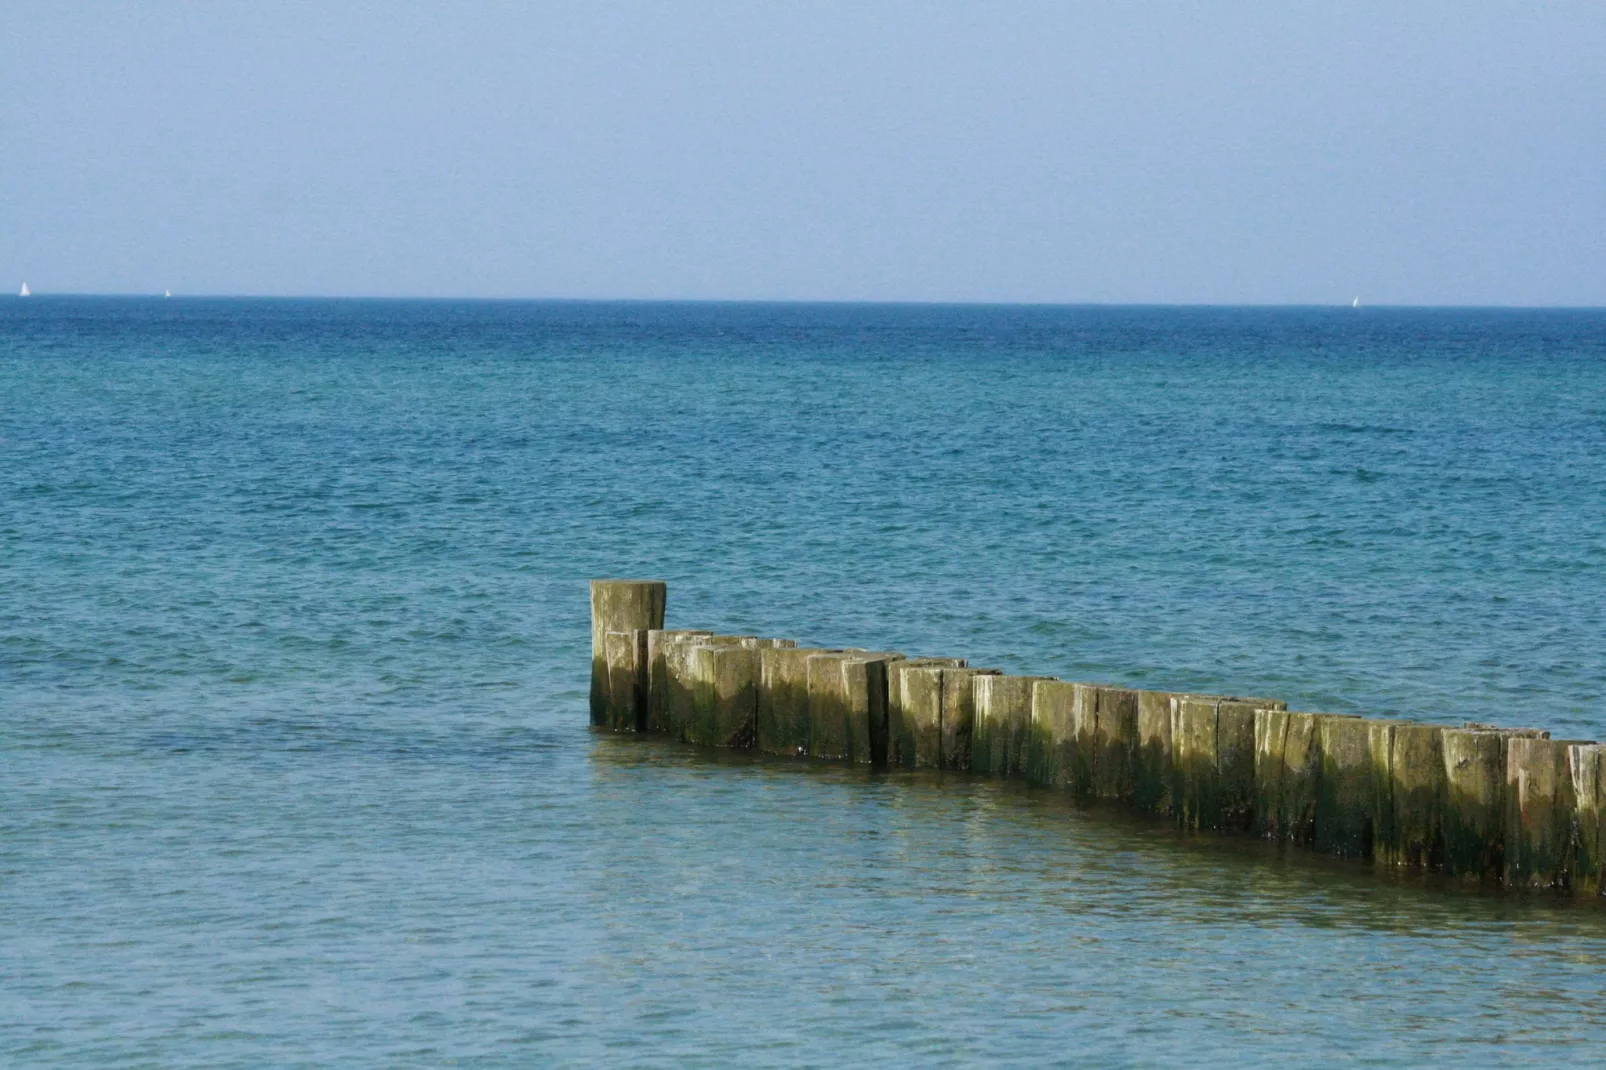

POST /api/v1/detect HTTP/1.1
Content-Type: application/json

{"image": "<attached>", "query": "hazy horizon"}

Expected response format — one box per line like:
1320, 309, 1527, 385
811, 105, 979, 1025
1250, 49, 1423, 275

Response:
10, 293, 1606, 311
5, 2, 1604, 306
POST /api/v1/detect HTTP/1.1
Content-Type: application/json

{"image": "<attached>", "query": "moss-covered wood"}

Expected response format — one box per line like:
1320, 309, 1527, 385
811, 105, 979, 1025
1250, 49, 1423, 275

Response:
1172, 695, 1287, 832
1570, 744, 1606, 898
973, 675, 1055, 778
665, 636, 745, 744
603, 628, 648, 732
647, 629, 712, 734
661, 634, 708, 743
1070, 684, 1100, 799
1259, 712, 1353, 845
806, 653, 855, 760
591, 581, 1606, 898
1442, 728, 1511, 882
1133, 691, 1178, 815
1385, 722, 1447, 869
1086, 687, 1135, 801
842, 655, 898, 765
1172, 697, 1221, 830
1216, 700, 1265, 831
1505, 736, 1586, 891
1314, 716, 1379, 858
899, 665, 946, 769
1028, 680, 1078, 790
887, 658, 966, 768
689, 644, 759, 749
588, 580, 666, 726
938, 667, 999, 770
1253, 708, 1291, 838
757, 647, 834, 756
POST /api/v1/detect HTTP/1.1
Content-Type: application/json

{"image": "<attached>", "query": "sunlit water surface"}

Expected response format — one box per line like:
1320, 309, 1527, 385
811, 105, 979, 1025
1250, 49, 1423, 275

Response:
5, 299, 1606, 1066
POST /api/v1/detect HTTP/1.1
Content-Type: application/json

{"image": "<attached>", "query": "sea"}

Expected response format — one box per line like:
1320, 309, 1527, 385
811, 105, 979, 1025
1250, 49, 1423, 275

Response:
5, 298, 1606, 1066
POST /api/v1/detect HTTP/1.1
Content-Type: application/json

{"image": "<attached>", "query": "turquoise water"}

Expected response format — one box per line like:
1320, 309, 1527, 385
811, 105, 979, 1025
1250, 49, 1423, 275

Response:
5, 298, 1606, 1066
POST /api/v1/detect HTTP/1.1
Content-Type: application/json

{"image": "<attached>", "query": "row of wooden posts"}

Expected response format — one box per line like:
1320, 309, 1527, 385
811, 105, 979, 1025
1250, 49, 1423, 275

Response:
590, 580, 1606, 897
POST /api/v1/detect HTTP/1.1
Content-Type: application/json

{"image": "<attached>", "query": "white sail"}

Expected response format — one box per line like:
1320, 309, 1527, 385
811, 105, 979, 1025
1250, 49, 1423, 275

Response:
19, 282, 29, 297
164, 289, 172, 298
1351, 297, 1360, 308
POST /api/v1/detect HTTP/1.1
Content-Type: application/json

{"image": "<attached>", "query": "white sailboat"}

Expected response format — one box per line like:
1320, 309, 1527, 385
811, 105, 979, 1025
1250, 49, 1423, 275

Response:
164, 289, 172, 298
1351, 297, 1360, 308
19, 282, 30, 297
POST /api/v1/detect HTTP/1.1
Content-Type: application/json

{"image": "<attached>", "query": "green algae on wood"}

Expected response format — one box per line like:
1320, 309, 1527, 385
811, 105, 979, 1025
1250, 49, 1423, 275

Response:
1171, 697, 1219, 830
842, 655, 899, 765
668, 635, 747, 744
689, 643, 760, 748
805, 653, 855, 760
1364, 720, 1402, 865
1441, 729, 1509, 882
1093, 687, 1140, 801
973, 675, 1055, 778
588, 580, 666, 727
1028, 680, 1078, 790
1252, 708, 1291, 839
603, 628, 648, 732
1438, 725, 1554, 883
1133, 691, 1179, 815
646, 629, 712, 734
1385, 722, 1447, 869
757, 647, 833, 757
1257, 712, 1358, 845
898, 665, 998, 770
887, 658, 966, 769
1315, 715, 1379, 858
806, 649, 902, 762
1505, 736, 1586, 891
899, 665, 946, 769
1070, 684, 1100, 798
1570, 744, 1606, 898
1172, 695, 1287, 832
591, 581, 1606, 898
660, 633, 719, 743
1278, 712, 1332, 846
1216, 700, 1265, 831
938, 667, 1000, 770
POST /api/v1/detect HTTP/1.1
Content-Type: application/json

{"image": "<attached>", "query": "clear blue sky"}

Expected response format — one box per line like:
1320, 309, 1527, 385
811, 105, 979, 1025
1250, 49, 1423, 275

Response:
3, 2, 1602, 305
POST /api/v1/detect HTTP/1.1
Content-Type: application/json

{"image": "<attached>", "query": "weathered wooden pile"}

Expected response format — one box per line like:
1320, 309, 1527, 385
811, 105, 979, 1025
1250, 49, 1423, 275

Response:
590, 580, 1606, 896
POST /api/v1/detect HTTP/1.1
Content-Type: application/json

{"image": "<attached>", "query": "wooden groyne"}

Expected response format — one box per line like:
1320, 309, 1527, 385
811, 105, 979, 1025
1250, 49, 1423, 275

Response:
590, 580, 1606, 897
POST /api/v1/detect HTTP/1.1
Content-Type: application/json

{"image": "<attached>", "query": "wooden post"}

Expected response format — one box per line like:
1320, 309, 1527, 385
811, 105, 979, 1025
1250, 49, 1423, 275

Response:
588, 580, 666, 726
973, 675, 1055, 778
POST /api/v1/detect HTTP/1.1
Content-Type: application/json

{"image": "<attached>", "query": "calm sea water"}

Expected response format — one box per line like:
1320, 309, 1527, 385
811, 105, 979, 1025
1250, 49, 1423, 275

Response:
5, 298, 1606, 1066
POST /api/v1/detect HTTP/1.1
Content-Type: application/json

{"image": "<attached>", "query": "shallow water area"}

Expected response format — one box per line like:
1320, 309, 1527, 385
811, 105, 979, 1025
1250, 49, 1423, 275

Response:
5, 298, 1606, 1065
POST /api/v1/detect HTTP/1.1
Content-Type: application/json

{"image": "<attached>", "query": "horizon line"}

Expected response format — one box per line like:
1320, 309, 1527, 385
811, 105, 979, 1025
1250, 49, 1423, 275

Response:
8, 292, 1606, 312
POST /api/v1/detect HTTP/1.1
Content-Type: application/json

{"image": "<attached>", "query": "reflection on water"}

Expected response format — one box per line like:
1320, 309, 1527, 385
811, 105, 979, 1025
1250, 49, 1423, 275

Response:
8, 301, 1606, 1065
585, 735, 1606, 1065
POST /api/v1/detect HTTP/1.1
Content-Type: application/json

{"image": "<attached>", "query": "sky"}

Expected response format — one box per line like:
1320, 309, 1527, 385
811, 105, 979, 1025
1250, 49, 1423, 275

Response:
2, 2, 1603, 305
